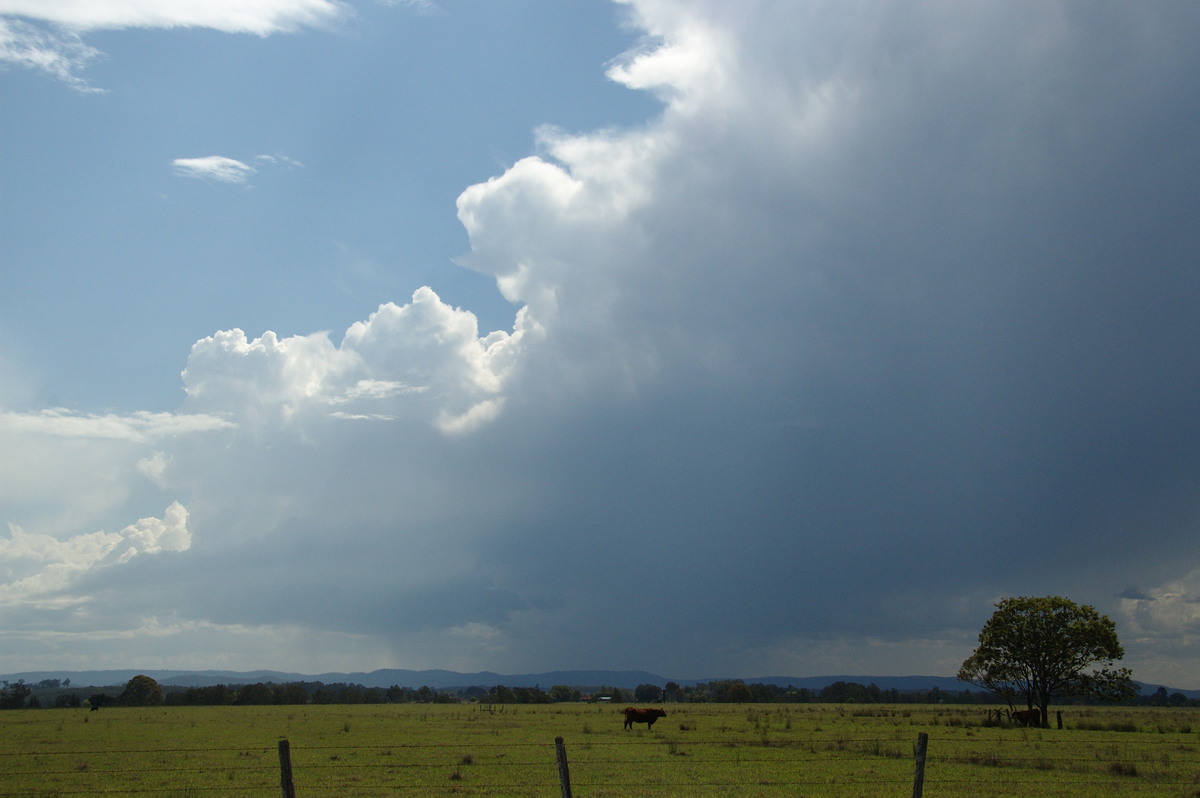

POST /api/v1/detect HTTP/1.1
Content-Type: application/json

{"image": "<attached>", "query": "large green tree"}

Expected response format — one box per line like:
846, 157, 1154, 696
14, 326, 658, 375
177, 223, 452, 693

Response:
0, 681, 31, 710
118, 675, 164, 707
634, 683, 664, 702
958, 596, 1136, 727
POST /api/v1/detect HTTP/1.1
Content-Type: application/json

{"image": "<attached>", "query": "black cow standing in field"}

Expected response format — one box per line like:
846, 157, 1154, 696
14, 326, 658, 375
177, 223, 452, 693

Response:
1012, 708, 1041, 727
623, 707, 667, 730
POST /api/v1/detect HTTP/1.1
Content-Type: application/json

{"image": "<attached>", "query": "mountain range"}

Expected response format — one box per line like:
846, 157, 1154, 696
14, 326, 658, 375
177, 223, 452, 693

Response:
3, 668, 1196, 697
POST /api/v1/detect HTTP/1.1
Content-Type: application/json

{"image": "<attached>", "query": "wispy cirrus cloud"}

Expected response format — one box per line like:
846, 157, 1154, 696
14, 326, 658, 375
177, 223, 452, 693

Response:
0, 0, 346, 86
172, 154, 307, 184
0, 408, 234, 442
254, 153, 305, 169
380, 0, 438, 15
171, 156, 256, 184
0, 0, 345, 35
0, 17, 102, 91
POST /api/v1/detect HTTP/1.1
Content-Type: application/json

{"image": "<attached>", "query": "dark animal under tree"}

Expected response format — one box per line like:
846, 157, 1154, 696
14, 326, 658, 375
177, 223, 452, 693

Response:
1011, 708, 1041, 727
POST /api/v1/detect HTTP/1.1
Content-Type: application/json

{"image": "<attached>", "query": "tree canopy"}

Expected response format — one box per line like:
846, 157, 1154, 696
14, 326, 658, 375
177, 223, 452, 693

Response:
634, 683, 664, 702
118, 675, 164, 707
958, 595, 1136, 726
0, 681, 31, 710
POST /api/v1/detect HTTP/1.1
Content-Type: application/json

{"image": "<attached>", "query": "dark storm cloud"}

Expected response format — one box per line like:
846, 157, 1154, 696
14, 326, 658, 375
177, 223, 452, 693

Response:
5, 0, 1200, 683
450, 0, 1200, 676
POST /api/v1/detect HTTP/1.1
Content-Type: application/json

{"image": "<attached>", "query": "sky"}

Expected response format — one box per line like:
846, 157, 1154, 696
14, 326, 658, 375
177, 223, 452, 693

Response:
2, 0, 1199, 688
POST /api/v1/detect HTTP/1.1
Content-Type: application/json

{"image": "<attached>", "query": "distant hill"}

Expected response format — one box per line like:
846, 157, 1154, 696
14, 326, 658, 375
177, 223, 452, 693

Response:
4, 668, 1196, 698
742, 675, 970, 693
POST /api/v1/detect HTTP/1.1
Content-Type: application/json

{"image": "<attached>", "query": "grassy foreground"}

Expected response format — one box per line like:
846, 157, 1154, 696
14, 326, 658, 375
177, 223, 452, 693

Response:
0, 702, 1198, 796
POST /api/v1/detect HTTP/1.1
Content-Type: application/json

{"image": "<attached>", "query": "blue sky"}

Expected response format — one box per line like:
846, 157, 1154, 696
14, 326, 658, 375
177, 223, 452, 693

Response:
3, 0, 1200, 687
2, 0, 655, 411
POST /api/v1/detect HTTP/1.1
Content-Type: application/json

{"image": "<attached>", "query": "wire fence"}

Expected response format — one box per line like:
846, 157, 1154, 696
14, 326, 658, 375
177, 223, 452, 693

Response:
2, 729, 1199, 796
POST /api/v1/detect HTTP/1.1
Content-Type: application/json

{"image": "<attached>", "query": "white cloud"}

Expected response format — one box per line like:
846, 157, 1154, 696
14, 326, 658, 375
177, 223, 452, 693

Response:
172, 156, 256, 184
606, 0, 734, 105
0, 408, 233, 443
0, 0, 345, 35
121, 501, 191, 556
379, 0, 437, 15
0, 615, 398, 674
254, 153, 305, 169
169, 153, 307, 187
328, 379, 423, 409
0, 0, 344, 85
181, 286, 532, 431
0, 17, 102, 91
0, 502, 190, 608
136, 451, 170, 487
1122, 572, 1200, 638
1120, 571, 1200, 687
0, 408, 229, 551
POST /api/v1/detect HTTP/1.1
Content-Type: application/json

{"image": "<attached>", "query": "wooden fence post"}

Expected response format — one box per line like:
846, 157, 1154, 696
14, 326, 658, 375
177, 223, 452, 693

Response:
912, 732, 928, 798
278, 738, 296, 798
555, 736, 573, 798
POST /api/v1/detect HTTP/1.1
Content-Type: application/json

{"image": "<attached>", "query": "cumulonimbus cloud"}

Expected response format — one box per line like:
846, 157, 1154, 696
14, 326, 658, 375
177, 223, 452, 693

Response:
5, 0, 1200, 684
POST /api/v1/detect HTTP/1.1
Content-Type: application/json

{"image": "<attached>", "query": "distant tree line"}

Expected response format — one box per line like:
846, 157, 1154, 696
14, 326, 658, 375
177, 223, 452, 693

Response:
164, 682, 465, 706
651, 679, 1195, 707
2, 676, 1195, 709
646, 680, 985, 705
2, 679, 84, 709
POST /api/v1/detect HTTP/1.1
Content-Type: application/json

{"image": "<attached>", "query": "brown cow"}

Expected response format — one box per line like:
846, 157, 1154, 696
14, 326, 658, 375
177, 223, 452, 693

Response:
1012, 708, 1041, 727
623, 707, 667, 730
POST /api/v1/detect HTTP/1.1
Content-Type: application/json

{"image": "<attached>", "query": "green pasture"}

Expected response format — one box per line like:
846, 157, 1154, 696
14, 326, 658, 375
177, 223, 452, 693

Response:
0, 703, 1197, 796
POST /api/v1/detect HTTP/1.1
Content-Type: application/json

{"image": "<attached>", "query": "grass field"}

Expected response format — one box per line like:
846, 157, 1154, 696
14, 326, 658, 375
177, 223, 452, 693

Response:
1, 702, 1198, 797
